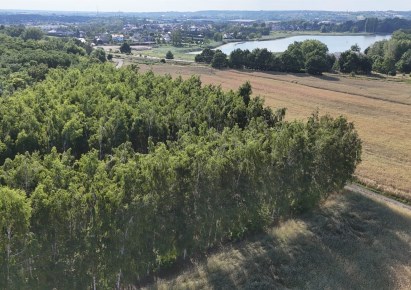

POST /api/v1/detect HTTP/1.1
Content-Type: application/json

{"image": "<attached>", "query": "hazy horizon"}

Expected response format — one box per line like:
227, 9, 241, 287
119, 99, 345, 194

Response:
1, 0, 410, 13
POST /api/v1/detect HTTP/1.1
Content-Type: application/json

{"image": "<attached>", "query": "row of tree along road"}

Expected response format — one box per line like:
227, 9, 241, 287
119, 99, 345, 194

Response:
196, 29, 411, 76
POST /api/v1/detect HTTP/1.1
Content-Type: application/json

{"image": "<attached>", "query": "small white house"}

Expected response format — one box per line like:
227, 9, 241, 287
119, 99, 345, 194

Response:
112, 34, 124, 43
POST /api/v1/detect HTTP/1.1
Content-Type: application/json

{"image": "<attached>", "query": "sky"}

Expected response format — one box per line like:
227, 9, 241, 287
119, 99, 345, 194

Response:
1, 0, 410, 12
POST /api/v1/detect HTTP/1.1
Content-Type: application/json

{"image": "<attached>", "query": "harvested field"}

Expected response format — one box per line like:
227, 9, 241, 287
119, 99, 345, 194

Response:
145, 190, 411, 289
138, 64, 411, 198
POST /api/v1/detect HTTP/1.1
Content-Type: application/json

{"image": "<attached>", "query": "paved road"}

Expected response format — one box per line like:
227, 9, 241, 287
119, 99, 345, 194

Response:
345, 183, 411, 211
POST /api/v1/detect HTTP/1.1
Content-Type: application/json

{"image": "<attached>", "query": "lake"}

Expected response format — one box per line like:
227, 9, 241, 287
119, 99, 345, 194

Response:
215, 34, 391, 54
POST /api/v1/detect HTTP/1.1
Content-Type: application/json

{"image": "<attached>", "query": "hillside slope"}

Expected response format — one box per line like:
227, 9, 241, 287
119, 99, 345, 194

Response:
146, 190, 411, 289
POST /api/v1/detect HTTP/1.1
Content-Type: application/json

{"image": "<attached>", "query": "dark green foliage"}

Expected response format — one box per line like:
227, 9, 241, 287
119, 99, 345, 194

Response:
339, 51, 359, 73
195, 48, 215, 64
338, 50, 372, 74
64, 39, 86, 55
247, 48, 277, 71
211, 50, 228, 68
21, 27, 44, 41
395, 49, 411, 73
0, 187, 31, 289
226, 40, 332, 75
213, 32, 223, 42
4, 25, 25, 37
350, 44, 361, 52
172, 29, 182, 47
90, 48, 107, 62
165, 50, 174, 59
305, 55, 329, 75
0, 31, 84, 96
229, 48, 248, 69
281, 42, 305, 72
0, 62, 362, 288
120, 42, 131, 54
300, 40, 331, 74
366, 29, 411, 74
238, 81, 252, 106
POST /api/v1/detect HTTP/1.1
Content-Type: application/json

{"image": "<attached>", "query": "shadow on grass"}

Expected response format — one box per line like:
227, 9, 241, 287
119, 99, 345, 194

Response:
241, 69, 341, 82
291, 72, 340, 81
205, 266, 237, 290
150, 191, 411, 289
233, 191, 411, 289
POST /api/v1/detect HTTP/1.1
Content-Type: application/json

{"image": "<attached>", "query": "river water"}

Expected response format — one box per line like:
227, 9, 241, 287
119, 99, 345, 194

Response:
215, 34, 391, 54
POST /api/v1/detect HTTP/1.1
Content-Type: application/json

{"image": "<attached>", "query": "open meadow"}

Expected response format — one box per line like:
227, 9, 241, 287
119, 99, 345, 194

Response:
138, 64, 411, 199
145, 190, 411, 289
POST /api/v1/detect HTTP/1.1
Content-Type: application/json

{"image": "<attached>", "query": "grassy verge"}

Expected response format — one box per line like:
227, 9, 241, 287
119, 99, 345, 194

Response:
143, 190, 411, 289
354, 179, 411, 206
139, 41, 222, 61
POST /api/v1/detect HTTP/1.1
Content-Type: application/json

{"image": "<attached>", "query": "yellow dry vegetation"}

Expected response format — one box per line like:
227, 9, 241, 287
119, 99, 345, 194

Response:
145, 191, 411, 289
139, 64, 411, 199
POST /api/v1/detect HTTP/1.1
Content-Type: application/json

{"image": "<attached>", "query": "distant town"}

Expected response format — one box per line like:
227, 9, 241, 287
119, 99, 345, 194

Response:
1, 10, 411, 48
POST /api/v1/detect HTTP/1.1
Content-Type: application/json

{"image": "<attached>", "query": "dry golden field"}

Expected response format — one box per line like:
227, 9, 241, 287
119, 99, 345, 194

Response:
138, 64, 411, 199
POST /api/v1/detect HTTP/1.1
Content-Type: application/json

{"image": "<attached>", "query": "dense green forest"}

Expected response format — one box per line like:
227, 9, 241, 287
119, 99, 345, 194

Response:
0, 26, 106, 96
366, 29, 411, 74
0, 61, 362, 288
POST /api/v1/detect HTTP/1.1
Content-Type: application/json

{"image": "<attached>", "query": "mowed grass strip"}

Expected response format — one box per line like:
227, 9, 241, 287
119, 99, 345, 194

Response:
138, 64, 411, 198
145, 191, 411, 290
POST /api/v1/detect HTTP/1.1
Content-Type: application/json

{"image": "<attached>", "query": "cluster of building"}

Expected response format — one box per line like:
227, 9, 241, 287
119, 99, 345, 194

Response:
90, 21, 213, 45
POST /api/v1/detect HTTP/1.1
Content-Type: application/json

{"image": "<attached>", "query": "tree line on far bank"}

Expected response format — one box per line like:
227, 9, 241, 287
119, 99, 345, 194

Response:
195, 29, 411, 76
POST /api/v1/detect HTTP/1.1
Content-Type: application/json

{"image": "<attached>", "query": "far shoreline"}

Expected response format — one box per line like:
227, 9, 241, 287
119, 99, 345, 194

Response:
188, 31, 392, 54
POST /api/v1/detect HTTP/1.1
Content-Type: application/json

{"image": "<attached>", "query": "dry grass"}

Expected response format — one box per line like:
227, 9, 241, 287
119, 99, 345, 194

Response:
144, 191, 411, 289
137, 64, 411, 198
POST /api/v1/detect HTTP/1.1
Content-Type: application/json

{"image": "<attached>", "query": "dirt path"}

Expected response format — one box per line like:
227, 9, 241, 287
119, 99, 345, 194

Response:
114, 58, 124, 69
346, 183, 411, 212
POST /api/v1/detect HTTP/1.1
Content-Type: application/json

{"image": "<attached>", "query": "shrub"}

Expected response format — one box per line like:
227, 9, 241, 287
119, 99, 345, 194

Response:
119, 42, 131, 54
165, 50, 174, 59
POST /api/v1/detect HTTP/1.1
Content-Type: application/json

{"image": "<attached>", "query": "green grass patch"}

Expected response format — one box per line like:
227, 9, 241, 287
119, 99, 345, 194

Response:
139, 42, 222, 61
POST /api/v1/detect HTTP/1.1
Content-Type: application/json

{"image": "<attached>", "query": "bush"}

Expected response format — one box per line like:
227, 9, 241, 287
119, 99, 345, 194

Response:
119, 42, 131, 54
165, 50, 174, 59
211, 50, 228, 69
305, 55, 329, 75
195, 48, 215, 64
21, 27, 44, 41
90, 48, 106, 62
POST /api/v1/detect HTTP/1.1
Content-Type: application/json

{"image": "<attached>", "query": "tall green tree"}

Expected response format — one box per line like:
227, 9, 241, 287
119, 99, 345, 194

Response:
119, 43, 131, 54
211, 50, 228, 69
171, 29, 182, 47
0, 187, 31, 289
